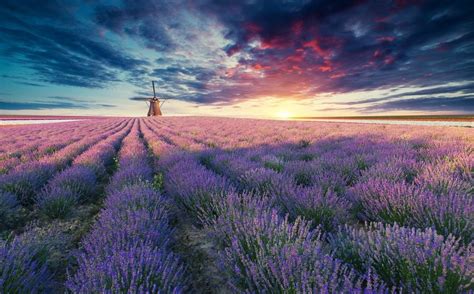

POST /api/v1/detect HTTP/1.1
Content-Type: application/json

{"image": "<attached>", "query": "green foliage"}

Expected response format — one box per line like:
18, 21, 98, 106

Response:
294, 171, 312, 187
152, 173, 164, 191
44, 147, 57, 155
264, 161, 284, 173
298, 139, 311, 148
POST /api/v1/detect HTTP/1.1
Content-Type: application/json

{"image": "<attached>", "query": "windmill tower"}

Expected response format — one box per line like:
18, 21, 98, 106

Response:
148, 81, 162, 116
131, 81, 169, 116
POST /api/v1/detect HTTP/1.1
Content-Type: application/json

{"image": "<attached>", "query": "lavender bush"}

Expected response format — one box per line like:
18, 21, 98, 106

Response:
0, 162, 56, 205
165, 155, 232, 224
276, 184, 352, 232
68, 244, 185, 293
36, 186, 79, 219
220, 210, 386, 292
238, 167, 288, 194
0, 191, 20, 230
350, 179, 421, 225
46, 166, 97, 202
68, 125, 187, 292
330, 222, 473, 292
351, 179, 473, 241
0, 238, 52, 293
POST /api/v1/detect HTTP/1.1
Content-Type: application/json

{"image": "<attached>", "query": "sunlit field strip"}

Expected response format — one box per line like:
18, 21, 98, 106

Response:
0, 120, 127, 174
0, 119, 125, 160
0, 120, 128, 207
0, 119, 122, 152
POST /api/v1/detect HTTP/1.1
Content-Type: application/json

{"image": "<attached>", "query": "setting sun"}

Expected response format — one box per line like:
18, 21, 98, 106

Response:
276, 111, 293, 119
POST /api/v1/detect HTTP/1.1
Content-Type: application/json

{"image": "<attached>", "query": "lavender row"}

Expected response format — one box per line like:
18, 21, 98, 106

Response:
168, 154, 472, 292
0, 120, 128, 207
199, 136, 472, 242
67, 120, 186, 293
147, 119, 375, 290
151, 117, 473, 292
0, 120, 131, 292
330, 222, 473, 292
152, 117, 472, 150
35, 119, 133, 219
160, 151, 389, 292
0, 119, 123, 173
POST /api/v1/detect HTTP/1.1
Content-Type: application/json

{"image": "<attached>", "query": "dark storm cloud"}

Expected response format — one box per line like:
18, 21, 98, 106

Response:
15, 81, 45, 87
367, 96, 474, 112
328, 82, 474, 106
94, 0, 175, 51
0, 1, 148, 88
0, 100, 88, 110
194, 0, 474, 105
48, 96, 90, 103
0, 99, 117, 110
393, 83, 474, 97
129, 96, 149, 101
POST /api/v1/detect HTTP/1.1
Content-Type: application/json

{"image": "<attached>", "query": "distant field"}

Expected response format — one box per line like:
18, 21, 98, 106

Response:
295, 114, 474, 121
0, 117, 472, 293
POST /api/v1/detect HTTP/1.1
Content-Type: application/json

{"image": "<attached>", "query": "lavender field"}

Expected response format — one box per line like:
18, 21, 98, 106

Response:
0, 117, 472, 293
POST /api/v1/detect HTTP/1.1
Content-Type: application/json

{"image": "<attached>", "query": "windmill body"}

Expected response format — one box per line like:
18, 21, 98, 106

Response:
132, 81, 169, 116
147, 98, 162, 116
143, 81, 165, 116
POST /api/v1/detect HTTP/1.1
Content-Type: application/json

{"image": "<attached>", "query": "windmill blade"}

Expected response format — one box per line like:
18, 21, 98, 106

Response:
160, 97, 169, 107
152, 81, 156, 98
130, 97, 150, 101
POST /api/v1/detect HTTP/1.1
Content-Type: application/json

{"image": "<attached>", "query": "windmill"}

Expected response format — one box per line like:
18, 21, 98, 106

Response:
133, 81, 168, 116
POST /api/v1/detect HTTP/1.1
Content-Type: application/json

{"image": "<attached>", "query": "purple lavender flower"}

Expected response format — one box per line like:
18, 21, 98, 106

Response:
359, 156, 420, 184
106, 162, 154, 193
351, 178, 473, 241
413, 191, 473, 243
350, 178, 421, 225
275, 184, 352, 232
220, 210, 386, 292
36, 186, 79, 219
330, 222, 473, 292
67, 245, 185, 293
0, 238, 52, 293
164, 156, 232, 224
204, 191, 277, 245
0, 162, 56, 205
415, 162, 472, 196
104, 184, 167, 213
0, 191, 20, 230
46, 165, 97, 202
238, 167, 288, 195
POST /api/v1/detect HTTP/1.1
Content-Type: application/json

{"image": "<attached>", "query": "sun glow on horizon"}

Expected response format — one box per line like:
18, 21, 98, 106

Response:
275, 110, 293, 119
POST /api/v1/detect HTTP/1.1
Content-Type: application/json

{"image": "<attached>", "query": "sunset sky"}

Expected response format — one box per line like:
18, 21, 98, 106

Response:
0, 0, 473, 117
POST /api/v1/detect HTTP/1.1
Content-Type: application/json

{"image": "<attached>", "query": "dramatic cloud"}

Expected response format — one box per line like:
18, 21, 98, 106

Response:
0, 100, 87, 110
368, 96, 474, 112
0, 99, 116, 110
0, 0, 147, 88
1, 0, 473, 113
